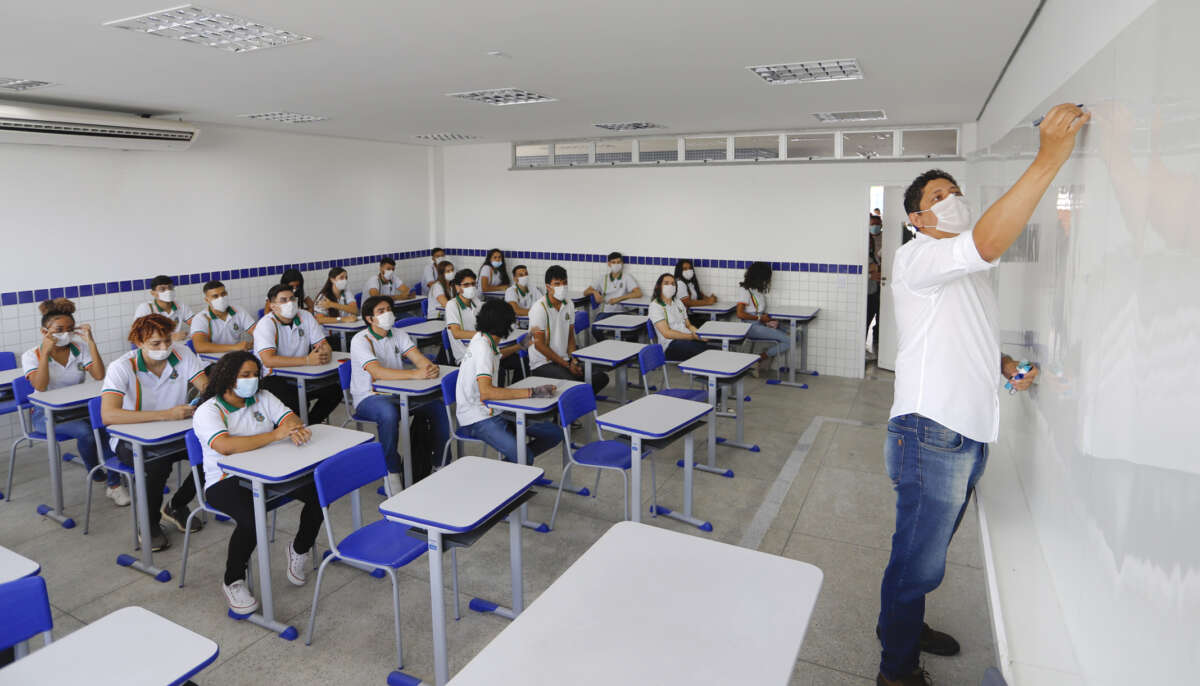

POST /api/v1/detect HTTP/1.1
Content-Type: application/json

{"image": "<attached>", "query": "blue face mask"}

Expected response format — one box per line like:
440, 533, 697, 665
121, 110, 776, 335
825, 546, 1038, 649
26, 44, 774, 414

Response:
234, 377, 259, 399
869, 225, 882, 235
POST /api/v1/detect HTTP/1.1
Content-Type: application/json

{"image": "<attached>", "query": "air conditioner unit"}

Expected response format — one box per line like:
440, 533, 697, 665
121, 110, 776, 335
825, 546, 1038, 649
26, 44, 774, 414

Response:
0, 100, 198, 151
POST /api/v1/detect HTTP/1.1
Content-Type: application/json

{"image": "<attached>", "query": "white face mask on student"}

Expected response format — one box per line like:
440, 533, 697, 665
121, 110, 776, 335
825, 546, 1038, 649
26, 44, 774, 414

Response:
681, 269, 695, 281
156, 289, 175, 303
609, 263, 623, 275
51, 332, 73, 347
444, 271, 454, 279
461, 286, 477, 300
382, 269, 394, 280
661, 284, 676, 299
914, 194, 972, 234
517, 275, 528, 287
374, 311, 396, 329
333, 279, 348, 292
234, 377, 259, 398
552, 285, 567, 301
144, 347, 172, 361
209, 296, 228, 312
491, 260, 503, 268
277, 301, 299, 319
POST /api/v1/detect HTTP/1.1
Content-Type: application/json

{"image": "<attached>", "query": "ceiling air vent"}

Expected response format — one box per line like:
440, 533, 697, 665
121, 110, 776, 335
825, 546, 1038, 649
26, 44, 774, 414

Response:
0, 78, 55, 92
812, 109, 887, 123
447, 88, 556, 106
0, 101, 198, 150
415, 133, 478, 142
594, 122, 663, 131
747, 59, 862, 85
104, 5, 312, 53
238, 112, 327, 123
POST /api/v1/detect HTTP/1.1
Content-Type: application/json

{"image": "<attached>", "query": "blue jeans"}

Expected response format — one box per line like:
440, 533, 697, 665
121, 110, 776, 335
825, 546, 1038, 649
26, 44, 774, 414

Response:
458, 415, 561, 464
31, 407, 119, 486
355, 395, 438, 476
877, 413, 988, 678
748, 321, 791, 357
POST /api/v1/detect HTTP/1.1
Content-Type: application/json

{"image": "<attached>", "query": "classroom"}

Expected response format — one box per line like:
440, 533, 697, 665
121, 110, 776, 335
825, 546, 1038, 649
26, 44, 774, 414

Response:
0, 2, 1195, 685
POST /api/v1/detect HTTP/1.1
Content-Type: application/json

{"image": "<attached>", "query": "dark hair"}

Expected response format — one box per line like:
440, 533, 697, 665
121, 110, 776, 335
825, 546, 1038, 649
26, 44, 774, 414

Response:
652, 273, 675, 303
129, 314, 176, 344
476, 299, 516, 338
673, 259, 704, 300
434, 260, 455, 296
607, 251, 623, 263
452, 269, 476, 288
380, 257, 395, 267
280, 269, 306, 301
868, 214, 882, 226
431, 247, 444, 256
544, 265, 568, 285
203, 280, 225, 295
199, 351, 261, 404
266, 283, 294, 303
149, 275, 173, 290
318, 267, 348, 304
903, 169, 958, 215
481, 248, 510, 287
361, 295, 394, 325
39, 298, 76, 328
512, 264, 528, 277
740, 261, 773, 292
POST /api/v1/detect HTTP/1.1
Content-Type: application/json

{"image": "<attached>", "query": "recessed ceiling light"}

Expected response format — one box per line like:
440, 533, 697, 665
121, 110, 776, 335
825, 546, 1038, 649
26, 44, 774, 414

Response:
104, 5, 312, 53
415, 133, 478, 142
0, 78, 55, 91
594, 122, 664, 131
447, 88, 556, 106
238, 112, 327, 123
748, 59, 863, 85
812, 109, 887, 123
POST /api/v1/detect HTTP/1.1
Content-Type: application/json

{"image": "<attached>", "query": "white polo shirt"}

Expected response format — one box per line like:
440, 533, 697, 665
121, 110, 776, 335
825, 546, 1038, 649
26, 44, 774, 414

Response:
364, 273, 403, 297
504, 284, 543, 311
592, 272, 640, 313
190, 305, 256, 346
252, 311, 328, 375
648, 297, 690, 350
479, 263, 509, 290
22, 343, 93, 391
193, 391, 294, 489
314, 290, 352, 318
444, 295, 480, 362
101, 346, 204, 450
455, 333, 499, 427
348, 327, 418, 409
527, 296, 575, 370
682, 281, 702, 301
736, 288, 768, 316
426, 283, 447, 320
889, 230, 1001, 443
422, 261, 440, 287
133, 300, 195, 332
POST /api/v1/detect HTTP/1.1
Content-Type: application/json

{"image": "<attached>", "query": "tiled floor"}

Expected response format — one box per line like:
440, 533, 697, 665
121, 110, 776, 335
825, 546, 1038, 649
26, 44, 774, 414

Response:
0, 363, 995, 685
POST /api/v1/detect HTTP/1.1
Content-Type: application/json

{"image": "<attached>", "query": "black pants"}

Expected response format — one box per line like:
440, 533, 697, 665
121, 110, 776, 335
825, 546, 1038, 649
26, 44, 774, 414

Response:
261, 375, 342, 426
687, 313, 709, 329
664, 338, 709, 361
531, 362, 609, 396
204, 478, 323, 586
116, 441, 196, 531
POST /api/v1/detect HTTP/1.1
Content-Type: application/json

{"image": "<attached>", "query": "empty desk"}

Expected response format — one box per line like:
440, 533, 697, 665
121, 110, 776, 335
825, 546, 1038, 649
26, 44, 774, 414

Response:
266, 354, 349, 424
571, 340, 645, 404
28, 380, 102, 528
678, 350, 760, 477
695, 321, 751, 351
763, 305, 819, 388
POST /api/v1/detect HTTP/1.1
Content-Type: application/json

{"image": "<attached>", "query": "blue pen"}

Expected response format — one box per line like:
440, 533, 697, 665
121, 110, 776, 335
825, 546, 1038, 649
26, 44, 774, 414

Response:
1033, 104, 1085, 127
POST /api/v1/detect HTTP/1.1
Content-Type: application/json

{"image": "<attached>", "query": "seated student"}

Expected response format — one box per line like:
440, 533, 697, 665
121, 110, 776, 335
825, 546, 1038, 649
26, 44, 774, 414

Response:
504, 264, 543, 316
422, 247, 447, 290
312, 267, 359, 328
253, 284, 342, 425
271, 269, 315, 314
101, 314, 206, 551
735, 261, 791, 376
478, 248, 511, 293
674, 259, 718, 328
190, 280, 256, 355
350, 295, 441, 493
364, 257, 411, 300
192, 351, 318, 615
445, 270, 523, 380
134, 275, 194, 342
584, 252, 641, 336
528, 265, 609, 395
23, 298, 124, 505
426, 259, 455, 320
649, 273, 709, 360
455, 300, 560, 463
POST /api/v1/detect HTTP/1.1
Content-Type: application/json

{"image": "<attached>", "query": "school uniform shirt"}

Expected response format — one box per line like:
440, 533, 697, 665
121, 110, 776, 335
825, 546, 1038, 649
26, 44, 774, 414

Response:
592, 272, 639, 313
479, 264, 507, 289
527, 296, 575, 370
682, 281, 701, 301
648, 298, 691, 351
444, 294, 480, 362
313, 290, 352, 318
101, 346, 204, 451
252, 311, 328, 375
189, 305, 256, 346
455, 333, 500, 427
426, 282, 447, 320
421, 261, 439, 287
21, 342, 93, 391
364, 273, 403, 297
348, 327, 418, 409
504, 284, 543, 311
889, 230, 1001, 443
737, 288, 768, 316
133, 300, 195, 332
193, 391, 294, 489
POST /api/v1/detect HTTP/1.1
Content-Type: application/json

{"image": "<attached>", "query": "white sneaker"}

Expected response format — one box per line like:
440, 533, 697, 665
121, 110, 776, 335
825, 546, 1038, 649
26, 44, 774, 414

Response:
286, 542, 312, 586
222, 579, 259, 615
386, 472, 404, 495
106, 484, 131, 507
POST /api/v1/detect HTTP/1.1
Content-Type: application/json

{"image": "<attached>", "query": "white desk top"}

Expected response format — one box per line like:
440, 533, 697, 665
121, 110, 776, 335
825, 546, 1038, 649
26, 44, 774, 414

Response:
595, 394, 711, 439
454, 329, 528, 349
486, 376, 585, 414
0, 545, 39, 583
590, 314, 647, 330
217, 424, 373, 483
28, 380, 103, 409
696, 321, 752, 339
481, 290, 507, 298
0, 368, 24, 387
621, 298, 651, 311
567, 290, 593, 304
379, 455, 543, 533
323, 320, 366, 332
571, 339, 645, 364
373, 364, 456, 395
690, 300, 738, 314
448, 522, 823, 686
765, 305, 820, 320
678, 349, 760, 377
269, 354, 350, 378
0, 606, 218, 686
198, 352, 225, 363
106, 418, 193, 445
399, 319, 447, 337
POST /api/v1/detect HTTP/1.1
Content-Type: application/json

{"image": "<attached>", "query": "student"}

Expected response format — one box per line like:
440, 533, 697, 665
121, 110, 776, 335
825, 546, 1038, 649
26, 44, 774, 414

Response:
455, 300, 560, 463
134, 275, 194, 342
101, 314, 206, 551
312, 267, 359, 325
253, 284, 342, 425
674, 259, 717, 328
528, 265, 609, 395
350, 295, 440, 493
275, 269, 315, 313
478, 248, 510, 293
504, 264, 543, 316
584, 251, 642, 317
426, 259, 455, 320
444, 270, 523, 379
190, 281, 256, 354
22, 299, 124, 504
422, 247, 447, 290
192, 351, 318, 615
735, 261, 791, 376
364, 257, 410, 299
648, 274, 709, 360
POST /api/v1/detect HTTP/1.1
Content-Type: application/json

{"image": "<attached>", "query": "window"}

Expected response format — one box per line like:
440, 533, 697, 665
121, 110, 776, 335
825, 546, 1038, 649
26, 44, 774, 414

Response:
684, 137, 728, 161
514, 143, 550, 168
733, 135, 779, 160
638, 138, 678, 163
786, 133, 835, 159
842, 131, 893, 159
553, 142, 590, 166
900, 129, 958, 157
595, 140, 632, 164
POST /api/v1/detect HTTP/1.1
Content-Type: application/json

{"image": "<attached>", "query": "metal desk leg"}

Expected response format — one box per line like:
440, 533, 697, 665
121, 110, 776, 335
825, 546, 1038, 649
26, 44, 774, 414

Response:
655, 429, 712, 531
240, 478, 297, 639
689, 376, 734, 478
629, 436, 642, 523
468, 510, 526, 620
718, 377, 759, 452
116, 444, 171, 582
771, 319, 812, 388
513, 414, 549, 533
430, 530, 449, 686
616, 364, 628, 404
296, 378, 310, 424
36, 408, 74, 528
398, 394, 414, 489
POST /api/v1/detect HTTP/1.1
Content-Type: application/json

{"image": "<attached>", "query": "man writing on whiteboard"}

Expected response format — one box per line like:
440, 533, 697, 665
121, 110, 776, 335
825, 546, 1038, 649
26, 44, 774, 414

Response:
876, 103, 1089, 686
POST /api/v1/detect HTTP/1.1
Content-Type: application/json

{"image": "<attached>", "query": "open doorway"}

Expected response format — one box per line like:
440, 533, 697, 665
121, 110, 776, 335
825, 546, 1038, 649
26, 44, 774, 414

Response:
866, 186, 884, 363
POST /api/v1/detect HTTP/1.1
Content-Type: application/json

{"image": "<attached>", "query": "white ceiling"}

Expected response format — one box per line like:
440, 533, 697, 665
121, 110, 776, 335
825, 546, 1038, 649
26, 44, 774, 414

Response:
0, 1, 1039, 145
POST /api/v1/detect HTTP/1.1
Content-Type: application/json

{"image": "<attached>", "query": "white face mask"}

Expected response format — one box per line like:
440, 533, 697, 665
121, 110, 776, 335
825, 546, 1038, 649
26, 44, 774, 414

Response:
661, 284, 676, 299
681, 269, 695, 281
433, 256, 443, 264
516, 275, 528, 287
144, 347, 171, 361
374, 311, 396, 329
915, 194, 972, 234
552, 285, 567, 301
234, 377, 259, 399
52, 332, 73, 347
491, 260, 503, 268
382, 269, 394, 280
444, 270, 454, 279
609, 263, 623, 275
461, 286, 477, 300
156, 289, 175, 303
277, 301, 299, 319
209, 296, 228, 312
333, 279, 348, 292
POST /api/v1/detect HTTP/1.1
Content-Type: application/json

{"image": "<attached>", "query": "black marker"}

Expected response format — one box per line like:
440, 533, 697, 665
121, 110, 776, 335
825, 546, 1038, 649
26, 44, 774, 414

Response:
1033, 104, 1085, 127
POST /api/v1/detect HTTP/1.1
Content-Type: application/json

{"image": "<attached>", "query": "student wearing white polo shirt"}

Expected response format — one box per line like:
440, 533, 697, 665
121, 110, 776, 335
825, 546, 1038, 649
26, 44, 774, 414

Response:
648, 273, 708, 361
455, 300, 559, 463
364, 257, 410, 299
253, 283, 342, 426
504, 265, 543, 317
312, 267, 359, 325
584, 251, 642, 317
422, 247, 446, 290
735, 261, 790, 377
133, 275, 194, 342
443, 268, 480, 364
528, 265, 608, 395
192, 351, 318, 616
674, 258, 718, 328
101, 313, 207, 551
190, 280, 256, 355
350, 295, 440, 493
478, 248, 511, 293
426, 259, 455, 320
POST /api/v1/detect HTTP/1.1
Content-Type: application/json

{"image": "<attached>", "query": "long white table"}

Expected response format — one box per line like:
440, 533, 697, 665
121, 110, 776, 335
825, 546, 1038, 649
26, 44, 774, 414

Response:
28, 380, 103, 529
0, 545, 39, 582
371, 364, 457, 489
322, 320, 366, 350
447, 522, 823, 686
268, 353, 349, 424
678, 350, 760, 477
571, 340, 645, 405
398, 318, 446, 347
591, 313, 647, 340
763, 305, 819, 388
689, 300, 738, 320
695, 320, 751, 351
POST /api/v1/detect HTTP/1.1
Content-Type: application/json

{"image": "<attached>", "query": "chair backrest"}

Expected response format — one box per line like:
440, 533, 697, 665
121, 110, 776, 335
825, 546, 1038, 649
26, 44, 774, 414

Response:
638, 343, 666, 379
313, 442, 386, 508
87, 396, 110, 443
354, 292, 363, 308
573, 309, 589, 334
0, 351, 16, 371
441, 328, 453, 360
184, 429, 205, 469
0, 576, 53, 653
184, 338, 196, 353
411, 282, 423, 296
644, 318, 658, 343
12, 375, 34, 407
420, 299, 429, 317
337, 358, 352, 391
396, 316, 424, 328
257, 308, 265, 318
556, 384, 596, 427
440, 369, 459, 407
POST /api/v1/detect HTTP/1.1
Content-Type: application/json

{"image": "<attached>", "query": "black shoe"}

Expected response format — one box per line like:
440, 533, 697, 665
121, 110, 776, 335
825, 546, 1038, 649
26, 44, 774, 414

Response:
161, 504, 202, 533
141, 525, 170, 552
919, 623, 960, 656
877, 668, 932, 686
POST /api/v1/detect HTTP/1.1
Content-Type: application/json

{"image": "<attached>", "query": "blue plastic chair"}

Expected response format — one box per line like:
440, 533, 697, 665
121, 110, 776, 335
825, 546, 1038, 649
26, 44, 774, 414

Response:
573, 309, 590, 346
354, 292, 363, 309
0, 351, 20, 421
549, 385, 654, 529
437, 370, 488, 467
411, 282, 423, 296
420, 298, 430, 318
441, 328, 458, 366
305, 442, 427, 677
82, 397, 139, 542
184, 338, 196, 353
5, 376, 79, 504
336, 359, 371, 430
637, 344, 707, 402
0, 576, 53, 659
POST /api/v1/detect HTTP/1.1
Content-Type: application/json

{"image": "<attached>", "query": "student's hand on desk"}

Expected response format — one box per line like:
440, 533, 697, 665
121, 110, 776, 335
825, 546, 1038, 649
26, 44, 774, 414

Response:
420, 364, 440, 379
173, 331, 190, 342
339, 315, 356, 323
568, 360, 583, 376
166, 405, 195, 420
607, 297, 622, 305
529, 384, 557, 399
236, 340, 252, 352
306, 349, 331, 365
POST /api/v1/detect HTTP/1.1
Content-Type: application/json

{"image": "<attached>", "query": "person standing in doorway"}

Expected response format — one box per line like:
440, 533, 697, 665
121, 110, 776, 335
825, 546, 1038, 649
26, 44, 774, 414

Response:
866, 214, 883, 360
876, 103, 1088, 686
